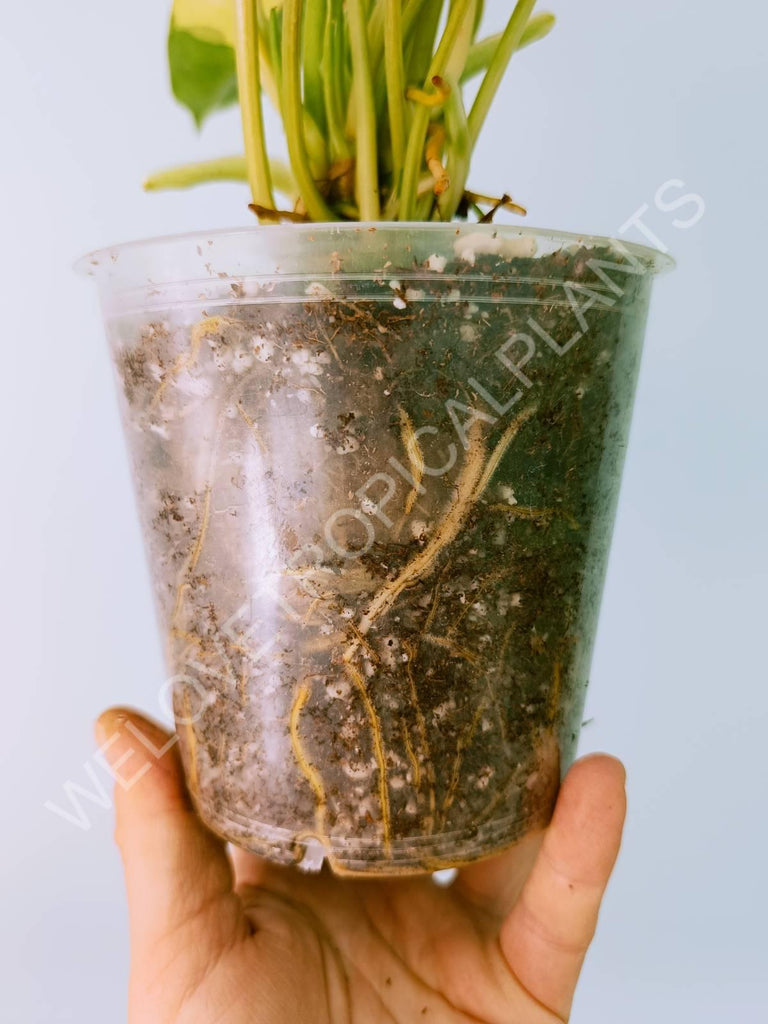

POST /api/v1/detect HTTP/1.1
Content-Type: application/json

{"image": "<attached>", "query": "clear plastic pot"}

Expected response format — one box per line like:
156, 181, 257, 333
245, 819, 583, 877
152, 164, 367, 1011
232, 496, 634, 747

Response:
79, 224, 672, 874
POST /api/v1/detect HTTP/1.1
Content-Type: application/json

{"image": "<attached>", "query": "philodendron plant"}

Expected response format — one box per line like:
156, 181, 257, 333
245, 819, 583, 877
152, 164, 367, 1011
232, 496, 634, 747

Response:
147, 0, 555, 222
81, 0, 671, 875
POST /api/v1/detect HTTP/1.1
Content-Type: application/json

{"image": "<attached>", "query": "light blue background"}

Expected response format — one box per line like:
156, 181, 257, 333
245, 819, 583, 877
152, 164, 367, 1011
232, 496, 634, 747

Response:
1, 1, 766, 1020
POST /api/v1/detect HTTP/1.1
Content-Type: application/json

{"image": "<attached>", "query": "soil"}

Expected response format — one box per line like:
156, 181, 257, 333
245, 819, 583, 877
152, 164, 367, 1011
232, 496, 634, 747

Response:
109, 240, 651, 873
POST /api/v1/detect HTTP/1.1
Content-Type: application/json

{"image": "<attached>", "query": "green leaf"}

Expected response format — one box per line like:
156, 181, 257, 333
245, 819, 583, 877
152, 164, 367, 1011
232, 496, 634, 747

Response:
168, 22, 238, 128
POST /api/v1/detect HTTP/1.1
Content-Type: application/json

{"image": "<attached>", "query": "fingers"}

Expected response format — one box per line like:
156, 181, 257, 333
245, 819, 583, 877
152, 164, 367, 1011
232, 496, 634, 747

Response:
499, 753, 627, 1020
230, 844, 276, 889
453, 831, 544, 917
95, 708, 241, 954
454, 730, 558, 918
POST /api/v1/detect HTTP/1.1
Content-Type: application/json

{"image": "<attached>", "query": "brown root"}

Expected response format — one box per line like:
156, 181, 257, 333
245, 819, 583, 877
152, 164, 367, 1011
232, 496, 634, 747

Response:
289, 677, 328, 836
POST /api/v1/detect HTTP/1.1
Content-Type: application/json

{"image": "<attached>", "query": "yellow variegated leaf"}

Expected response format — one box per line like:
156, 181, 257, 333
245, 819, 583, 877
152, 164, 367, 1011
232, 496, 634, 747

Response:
172, 0, 236, 46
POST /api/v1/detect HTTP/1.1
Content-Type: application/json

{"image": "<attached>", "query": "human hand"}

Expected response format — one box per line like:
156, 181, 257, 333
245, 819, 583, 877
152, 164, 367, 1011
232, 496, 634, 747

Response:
96, 708, 626, 1023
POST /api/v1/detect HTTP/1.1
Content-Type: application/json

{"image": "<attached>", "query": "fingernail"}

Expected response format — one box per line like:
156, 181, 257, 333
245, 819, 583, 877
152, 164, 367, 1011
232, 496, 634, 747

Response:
94, 708, 131, 763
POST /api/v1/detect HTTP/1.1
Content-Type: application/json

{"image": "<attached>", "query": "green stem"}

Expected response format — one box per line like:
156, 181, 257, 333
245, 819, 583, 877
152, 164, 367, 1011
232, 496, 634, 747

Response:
444, 0, 478, 86
467, 0, 537, 147
363, 0, 387, 88
145, 156, 249, 190
369, 0, 435, 138
303, 0, 327, 133
282, 0, 336, 220
255, 2, 281, 110
405, 0, 444, 86
144, 157, 297, 196
347, 0, 380, 219
234, 0, 274, 210
462, 12, 555, 82
399, 0, 473, 221
322, 0, 351, 160
437, 77, 470, 220
384, 0, 407, 191
261, 4, 283, 96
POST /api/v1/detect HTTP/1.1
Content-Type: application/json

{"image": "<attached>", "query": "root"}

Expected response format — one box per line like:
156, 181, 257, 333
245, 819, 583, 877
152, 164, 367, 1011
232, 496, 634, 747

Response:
346, 622, 380, 666
421, 563, 450, 635
484, 676, 510, 751
289, 677, 328, 836
547, 660, 561, 725
171, 627, 206, 650
399, 406, 425, 517
216, 731, 226, 766
169, 483, 212, 633
357, 422, 486, 635
151, 316, 235, 409
342, 657, 392, 855
332, 406, 538, 844
236, 401, 267, 454
320, 326, 344, 371
473, 405, 538, 499
248, 203, 309, 223
358, 405, 537, 637
406, 75, 450, 108
473, 773, 513, 829
447, 565, 512, 637
463, 190, 527, 218
302, 596, 323, 624
402, 639, 436, 833
498, 622, 515, 667
488, 503, 555, 524
400, 717, 421, 788
422, 633, 479, 665
181, 687, 199, 800
189, 485, 212, 572
425, 123, 450, 196
209, 634, 241, 692
438, 699, 487, 830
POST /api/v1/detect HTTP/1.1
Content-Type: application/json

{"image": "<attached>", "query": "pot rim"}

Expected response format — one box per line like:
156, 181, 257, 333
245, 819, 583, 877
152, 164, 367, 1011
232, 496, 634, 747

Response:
75, 221, 675, 279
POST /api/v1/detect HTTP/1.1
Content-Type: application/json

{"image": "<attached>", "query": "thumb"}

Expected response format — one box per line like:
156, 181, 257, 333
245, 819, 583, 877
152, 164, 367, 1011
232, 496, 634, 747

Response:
95, 707, 241, 955
500, 753, 627, 1020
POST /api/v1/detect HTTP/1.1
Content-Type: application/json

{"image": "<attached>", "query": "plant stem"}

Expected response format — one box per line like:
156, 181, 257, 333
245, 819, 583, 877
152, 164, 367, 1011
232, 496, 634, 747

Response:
371, 0, 439, 148
384, 0, 407, 194
405, 0, 444, 86
234, 0, 274, 211
261, 3, 283, 93
144, 156, 297, 195
399, 0, 473, 221
303, 0, 327, 133
144, 156, 248, 190
437, 78, 471, 220
282, 0, 336, 220
347, 0, 381, 219
444, 0, 478, 85
462, 12, 555, 82
467, 0, 537, 147
322, 0, 351, 160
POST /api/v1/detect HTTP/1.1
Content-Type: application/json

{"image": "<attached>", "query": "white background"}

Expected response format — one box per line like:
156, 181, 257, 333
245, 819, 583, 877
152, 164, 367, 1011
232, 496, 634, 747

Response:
1, 1, 766, 1020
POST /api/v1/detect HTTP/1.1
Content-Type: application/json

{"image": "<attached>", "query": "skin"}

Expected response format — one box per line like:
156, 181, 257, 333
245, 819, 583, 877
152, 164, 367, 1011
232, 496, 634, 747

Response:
95, 707, 626, 1024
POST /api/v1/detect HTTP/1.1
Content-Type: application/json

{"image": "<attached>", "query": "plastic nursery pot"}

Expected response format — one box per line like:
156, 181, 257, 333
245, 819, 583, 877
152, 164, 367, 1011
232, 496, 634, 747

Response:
79, 224, 672, 875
